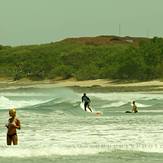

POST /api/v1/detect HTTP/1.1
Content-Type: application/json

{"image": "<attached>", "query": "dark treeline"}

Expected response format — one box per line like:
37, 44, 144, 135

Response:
0, 36, 163, 81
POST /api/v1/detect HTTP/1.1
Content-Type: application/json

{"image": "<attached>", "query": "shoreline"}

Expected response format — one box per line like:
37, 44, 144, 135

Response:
1, 78, 163, 91
0, 150, 163, 163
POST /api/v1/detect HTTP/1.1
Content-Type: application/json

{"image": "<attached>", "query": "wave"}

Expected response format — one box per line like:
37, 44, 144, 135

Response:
101, 101, 151, 108
1, 88, 162, 113
101, 101, 127, 108
0, 146, 106, 157
0, 96, 53, 110
131, 102, 151, 108
88, 92, 163, 101
0, 143, 163, 158
0, 92, 51, 97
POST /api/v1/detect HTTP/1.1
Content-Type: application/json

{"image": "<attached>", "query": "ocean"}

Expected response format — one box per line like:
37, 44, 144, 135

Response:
0, 85, 163, 163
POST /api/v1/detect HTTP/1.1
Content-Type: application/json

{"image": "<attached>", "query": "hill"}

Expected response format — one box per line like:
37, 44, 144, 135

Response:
0, 36, 163, 81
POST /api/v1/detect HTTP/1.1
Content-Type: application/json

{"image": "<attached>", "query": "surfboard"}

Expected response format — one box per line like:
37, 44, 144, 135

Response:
125, 111, 132, 113
80, 102, 102, 115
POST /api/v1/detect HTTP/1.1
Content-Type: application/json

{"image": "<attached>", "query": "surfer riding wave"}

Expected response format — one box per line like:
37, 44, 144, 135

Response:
81, 93, 92, 112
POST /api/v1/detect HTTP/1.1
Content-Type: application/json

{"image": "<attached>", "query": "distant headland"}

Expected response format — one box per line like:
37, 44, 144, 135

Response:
0, 35, 163, 82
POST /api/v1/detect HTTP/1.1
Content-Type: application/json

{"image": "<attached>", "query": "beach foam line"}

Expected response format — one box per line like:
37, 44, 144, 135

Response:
0, 143, 163, 158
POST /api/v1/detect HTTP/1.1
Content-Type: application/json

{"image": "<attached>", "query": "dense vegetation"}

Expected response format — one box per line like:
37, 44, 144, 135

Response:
0, 36, 163, 81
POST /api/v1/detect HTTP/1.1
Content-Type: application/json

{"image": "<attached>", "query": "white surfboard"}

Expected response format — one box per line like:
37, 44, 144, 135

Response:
80, 102, 103, 115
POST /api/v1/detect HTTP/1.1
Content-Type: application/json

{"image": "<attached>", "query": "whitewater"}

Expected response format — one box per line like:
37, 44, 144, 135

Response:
0, 86, 163, 163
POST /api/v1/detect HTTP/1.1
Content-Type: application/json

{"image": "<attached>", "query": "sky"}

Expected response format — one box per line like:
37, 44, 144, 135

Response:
0, 0, 163, 45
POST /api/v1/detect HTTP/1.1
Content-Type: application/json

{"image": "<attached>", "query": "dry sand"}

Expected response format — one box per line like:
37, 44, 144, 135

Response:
52, 79, 163, 88
1, 78, 163, 90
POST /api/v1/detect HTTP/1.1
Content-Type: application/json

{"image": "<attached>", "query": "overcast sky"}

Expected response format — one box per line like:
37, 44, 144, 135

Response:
0, 0, 163, 45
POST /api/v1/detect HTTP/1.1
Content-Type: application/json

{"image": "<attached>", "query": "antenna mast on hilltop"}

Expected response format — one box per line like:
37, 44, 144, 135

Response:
146, 28, 150, 38
118, 24, 121, 36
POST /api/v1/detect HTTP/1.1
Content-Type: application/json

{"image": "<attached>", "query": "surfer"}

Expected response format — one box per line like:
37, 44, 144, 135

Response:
125, 101, 138, 113
5, 108, 21, 145
82, 93, 92, 112
132, 101, 138, 113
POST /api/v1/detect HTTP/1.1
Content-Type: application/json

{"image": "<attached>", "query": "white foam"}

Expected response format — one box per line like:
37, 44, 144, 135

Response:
101, 101, 151, 109
1, 111, 163, 157
0, 92, 50, 97
101, 101, 126, 108
131, 102, 151, 108
0, 146, 109, 157
0, 89, 163, 157
141, 110, 163, 113
89, 92, 163, 101
0, 143, 163, 158
0, 96, 52, 110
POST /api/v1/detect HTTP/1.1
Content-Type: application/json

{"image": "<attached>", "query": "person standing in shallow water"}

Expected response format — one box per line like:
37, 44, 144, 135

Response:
5, 108, 21, 145
132, 101, 138, 113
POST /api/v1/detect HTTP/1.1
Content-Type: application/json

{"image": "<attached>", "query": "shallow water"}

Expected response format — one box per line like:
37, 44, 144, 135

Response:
0, 86, 163, 162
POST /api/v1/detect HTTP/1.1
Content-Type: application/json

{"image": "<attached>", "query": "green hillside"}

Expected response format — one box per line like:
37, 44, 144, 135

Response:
0, 36, 163, 81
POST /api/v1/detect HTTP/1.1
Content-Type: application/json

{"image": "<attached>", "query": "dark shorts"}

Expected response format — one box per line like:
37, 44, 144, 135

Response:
7, 133, 17, 139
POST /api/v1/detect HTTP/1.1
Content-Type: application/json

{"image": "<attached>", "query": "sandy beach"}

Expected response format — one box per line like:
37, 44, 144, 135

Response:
0, 78, 163, 91
52, 79, 163, 88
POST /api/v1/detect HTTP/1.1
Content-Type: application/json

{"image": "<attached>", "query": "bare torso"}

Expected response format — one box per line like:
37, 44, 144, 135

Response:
7, 118, 20, 135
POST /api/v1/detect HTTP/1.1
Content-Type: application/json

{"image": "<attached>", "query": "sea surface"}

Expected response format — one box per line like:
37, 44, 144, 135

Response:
0, 85, 163, 163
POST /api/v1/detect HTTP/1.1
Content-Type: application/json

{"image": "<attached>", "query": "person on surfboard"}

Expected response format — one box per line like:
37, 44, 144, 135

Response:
125, 101, 138, 113
82, 93, 92, 112
132, 101, 138, 113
